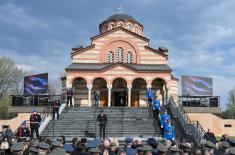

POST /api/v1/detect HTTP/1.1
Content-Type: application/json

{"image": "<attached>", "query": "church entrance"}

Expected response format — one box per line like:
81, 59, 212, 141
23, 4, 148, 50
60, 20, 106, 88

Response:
114, 91, 127, 107
112, 78, 127, 107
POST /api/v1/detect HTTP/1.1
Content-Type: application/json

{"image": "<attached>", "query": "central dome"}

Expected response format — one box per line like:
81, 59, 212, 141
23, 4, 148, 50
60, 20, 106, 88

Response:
107, 14, 137, 22
99, 13, 143, 35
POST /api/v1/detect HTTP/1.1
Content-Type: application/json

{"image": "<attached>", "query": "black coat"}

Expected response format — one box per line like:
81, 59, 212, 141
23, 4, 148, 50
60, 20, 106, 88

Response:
97, 114, 107, 125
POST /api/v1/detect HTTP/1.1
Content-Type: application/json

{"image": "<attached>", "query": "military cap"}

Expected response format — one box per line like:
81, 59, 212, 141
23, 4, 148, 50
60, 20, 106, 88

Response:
87, 138, 101, 148
47, 148, 66, 155
230, 140, 235, 147
147, 138, 157, 146
52, 141, 62, 147
170, 146, 181, 152
229, 147, 235, 155
110, 142, 116, 146
180, 143, 192, 149
10, 142, 24, 152
89, 147, 101, 153
29, 147, 38, 153
63, 143, 74, 153
30, 139, 38, 147
136, 146, 145, 152
204, 141, 216, 148
221, 141, 230, 148
141, 145, 153, 151
157, 143, 168, 153
125, 137, 133, 143
38, 142, 50, 150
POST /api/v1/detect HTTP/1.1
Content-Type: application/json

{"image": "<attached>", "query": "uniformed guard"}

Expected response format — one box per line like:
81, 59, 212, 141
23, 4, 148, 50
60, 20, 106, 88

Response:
29, 110, 41, 139
52, 99, 60, 120
160, 110, 170, 129
93, 91, 100, 109
125, 137, 136, 155
17, 121, 30, 142
146, 88, 154, 107
66, 88, 73, 107
97, 110, 107, 139
10, 142, 24, 154
163, 120, 175, 142
152, 97, 161, 120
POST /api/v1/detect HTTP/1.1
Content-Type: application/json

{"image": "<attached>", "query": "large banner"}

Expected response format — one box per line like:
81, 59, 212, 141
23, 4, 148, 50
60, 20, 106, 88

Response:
24, 73, 48, 95
182, 75, 213, 96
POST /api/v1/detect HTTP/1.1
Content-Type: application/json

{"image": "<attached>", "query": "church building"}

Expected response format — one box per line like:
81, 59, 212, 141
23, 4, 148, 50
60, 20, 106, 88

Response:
65, 13, 179, 107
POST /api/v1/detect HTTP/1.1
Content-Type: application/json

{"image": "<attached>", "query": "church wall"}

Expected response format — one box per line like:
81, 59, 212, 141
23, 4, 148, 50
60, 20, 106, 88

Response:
188, 113, 235, 137
72, 29, 168, 65
168, 79, 179, 102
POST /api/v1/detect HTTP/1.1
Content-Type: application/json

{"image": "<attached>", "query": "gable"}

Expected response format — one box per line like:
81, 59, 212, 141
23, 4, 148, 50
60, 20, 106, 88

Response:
103, 64, 136, 75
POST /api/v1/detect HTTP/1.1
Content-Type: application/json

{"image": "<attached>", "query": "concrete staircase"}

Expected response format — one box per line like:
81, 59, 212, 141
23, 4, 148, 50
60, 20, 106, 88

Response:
41, 107, 161, 140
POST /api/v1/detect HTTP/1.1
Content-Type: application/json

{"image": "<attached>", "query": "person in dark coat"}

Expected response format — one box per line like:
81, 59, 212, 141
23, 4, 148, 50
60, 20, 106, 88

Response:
52, 99, 60, 120
29, 110, 41, 139
17, 121, 30, 142
204, 129, 217, 144
67, 88, 73, 107
97, 110, 107, 139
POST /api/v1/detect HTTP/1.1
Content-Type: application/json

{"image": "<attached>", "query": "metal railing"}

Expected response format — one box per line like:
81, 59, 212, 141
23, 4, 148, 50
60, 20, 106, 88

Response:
168, 96, 205, 146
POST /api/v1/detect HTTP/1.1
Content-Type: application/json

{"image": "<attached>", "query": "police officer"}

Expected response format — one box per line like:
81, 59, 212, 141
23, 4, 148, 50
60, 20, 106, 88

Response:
163, 120, 175, 142
17, 121, 30, 142
97, 110, 107, 139
93, 91, 100, 109
152, 96, 161, 120
67, 88, 73, 107
52, 99, 60, 120
125, 137, 136, 155
30, 110, 41, 139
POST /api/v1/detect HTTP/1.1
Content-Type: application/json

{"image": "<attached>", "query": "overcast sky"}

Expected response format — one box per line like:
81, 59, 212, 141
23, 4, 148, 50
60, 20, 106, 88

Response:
0, 0, 235, 109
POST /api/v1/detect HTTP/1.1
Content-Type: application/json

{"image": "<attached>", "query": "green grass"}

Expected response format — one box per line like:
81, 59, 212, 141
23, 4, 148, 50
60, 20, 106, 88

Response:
216, 136, 235, 141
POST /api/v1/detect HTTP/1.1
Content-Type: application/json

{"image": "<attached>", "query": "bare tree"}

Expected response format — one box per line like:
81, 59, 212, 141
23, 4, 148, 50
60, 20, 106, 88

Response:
223, 87, 235, 119
0, 57, 17, 100
11, 68, 27, 95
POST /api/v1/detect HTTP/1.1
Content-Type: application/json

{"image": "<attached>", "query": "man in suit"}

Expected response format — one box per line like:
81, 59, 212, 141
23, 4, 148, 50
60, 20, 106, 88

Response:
97, 110, 107, 139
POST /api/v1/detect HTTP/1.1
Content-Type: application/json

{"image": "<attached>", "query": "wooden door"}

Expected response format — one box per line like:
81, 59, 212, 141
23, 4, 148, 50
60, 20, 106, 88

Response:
100, 91, 108, 107
131, 91, 139, 107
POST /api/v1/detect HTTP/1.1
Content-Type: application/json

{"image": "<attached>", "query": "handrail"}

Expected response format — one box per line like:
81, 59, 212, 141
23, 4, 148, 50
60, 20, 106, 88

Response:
168, 96, 205, 146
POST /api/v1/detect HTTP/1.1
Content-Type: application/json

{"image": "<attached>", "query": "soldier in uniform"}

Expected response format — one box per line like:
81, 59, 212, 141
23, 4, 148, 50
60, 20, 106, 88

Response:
163, 120, 175, 142
17, 121, 30, 142
52, 98, 60, 120
146, 88, 154, 107
152, 97, 161, 120
67, 88, 73, 107
29, 110, 41, 139
93, 91, 100, 109
97, 110, 107, 139
160, 110, 170, 135
125, 137, 136, 155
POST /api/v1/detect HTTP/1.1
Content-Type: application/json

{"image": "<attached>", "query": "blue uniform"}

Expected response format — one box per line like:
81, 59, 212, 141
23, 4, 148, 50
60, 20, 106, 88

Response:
125, 147, 136, 155
160, 114, 170, 128
152, 99, 161, 110
163, 125, 175, 141
146, 89, 154, 100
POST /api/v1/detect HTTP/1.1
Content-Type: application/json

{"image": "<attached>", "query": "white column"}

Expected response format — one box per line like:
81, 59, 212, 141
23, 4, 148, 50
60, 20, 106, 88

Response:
127, 85, 132, 107
107, 85, 112, 107
87, 84, 92, 107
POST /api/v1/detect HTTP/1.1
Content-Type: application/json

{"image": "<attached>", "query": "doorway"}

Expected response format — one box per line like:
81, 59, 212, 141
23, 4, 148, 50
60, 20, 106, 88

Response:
114, 91, 127, 107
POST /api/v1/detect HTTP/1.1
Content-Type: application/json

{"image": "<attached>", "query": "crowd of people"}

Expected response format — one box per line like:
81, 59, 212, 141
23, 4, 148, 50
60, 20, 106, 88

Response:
1, 132, 235, 155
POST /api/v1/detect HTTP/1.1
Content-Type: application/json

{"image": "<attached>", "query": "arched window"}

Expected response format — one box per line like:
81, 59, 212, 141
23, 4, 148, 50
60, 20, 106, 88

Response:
126, 51, 133, 63
117, 47, 123, 62
107, 51, 114, 63
127, 24, 132, 30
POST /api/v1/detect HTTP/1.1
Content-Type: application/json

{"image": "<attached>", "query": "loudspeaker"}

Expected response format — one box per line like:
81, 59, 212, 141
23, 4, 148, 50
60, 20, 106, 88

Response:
209, 97, 218, 107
